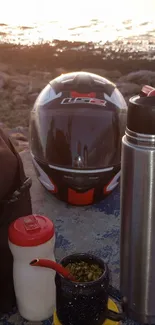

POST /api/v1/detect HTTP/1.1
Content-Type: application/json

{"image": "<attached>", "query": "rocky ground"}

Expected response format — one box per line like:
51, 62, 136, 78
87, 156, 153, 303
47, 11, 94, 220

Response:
0, 60, 155, 152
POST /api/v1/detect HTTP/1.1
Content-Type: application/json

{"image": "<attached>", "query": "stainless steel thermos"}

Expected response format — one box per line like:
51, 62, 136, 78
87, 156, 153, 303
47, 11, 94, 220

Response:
120, 87, 155, 324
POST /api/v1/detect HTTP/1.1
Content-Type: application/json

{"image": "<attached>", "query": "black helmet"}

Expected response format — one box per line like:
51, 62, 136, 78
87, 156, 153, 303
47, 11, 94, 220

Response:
29, 71, 127, 205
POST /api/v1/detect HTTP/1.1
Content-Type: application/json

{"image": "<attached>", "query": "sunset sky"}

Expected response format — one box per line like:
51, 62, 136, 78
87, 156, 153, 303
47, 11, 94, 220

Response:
0, 0, 154, 25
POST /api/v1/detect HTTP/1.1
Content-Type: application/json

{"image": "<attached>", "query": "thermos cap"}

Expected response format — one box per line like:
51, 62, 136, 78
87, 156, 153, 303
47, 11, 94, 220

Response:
8, 215, 55, 247
127, 86, 155, 135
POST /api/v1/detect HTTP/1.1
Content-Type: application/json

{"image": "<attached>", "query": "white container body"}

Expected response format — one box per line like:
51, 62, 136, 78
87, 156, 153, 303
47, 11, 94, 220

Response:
9, 235, 56, 321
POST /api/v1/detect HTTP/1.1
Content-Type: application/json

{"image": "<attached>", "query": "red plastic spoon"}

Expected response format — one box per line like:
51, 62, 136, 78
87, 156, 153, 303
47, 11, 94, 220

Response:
30, 258, 76, 281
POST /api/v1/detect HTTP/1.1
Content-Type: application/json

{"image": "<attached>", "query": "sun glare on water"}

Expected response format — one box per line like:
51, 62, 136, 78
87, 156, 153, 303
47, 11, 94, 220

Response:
0, 0, 154, 44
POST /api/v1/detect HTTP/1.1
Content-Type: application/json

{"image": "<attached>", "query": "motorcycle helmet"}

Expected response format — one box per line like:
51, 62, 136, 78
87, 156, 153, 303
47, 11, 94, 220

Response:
29, 71, 127, 205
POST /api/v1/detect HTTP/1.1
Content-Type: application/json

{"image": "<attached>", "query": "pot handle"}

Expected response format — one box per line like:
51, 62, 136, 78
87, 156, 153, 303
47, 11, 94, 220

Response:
106, 308, 125, 322
98, 307, 125, 325
105, 296, 127, 322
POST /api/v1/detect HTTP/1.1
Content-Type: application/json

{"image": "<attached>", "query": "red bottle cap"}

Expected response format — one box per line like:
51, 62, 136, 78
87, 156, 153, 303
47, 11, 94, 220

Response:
8, 215, 55, 247
140, 85, 155, 96
148, 89, 155, 97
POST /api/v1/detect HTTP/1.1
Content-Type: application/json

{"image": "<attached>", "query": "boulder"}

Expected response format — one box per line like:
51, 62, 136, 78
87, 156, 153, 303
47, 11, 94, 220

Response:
82, 68, 122, 81
12, 94, 25, 105
28, 92, 39, 103
117, 82, 141, 96
0, 63, 11, 73
0, 71, 10, 88
8, 74, 30, 89
118, 70, 155, 86
29, 70, 52, 80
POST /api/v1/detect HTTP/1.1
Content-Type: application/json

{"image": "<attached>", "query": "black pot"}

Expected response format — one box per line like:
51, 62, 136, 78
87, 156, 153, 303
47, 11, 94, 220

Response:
55, 253, 124, 325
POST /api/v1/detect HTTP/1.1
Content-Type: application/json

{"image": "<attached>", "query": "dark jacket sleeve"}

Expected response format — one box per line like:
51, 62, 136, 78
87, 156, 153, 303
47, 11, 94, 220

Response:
0, 128, 18, 199
0, 127, 32, 314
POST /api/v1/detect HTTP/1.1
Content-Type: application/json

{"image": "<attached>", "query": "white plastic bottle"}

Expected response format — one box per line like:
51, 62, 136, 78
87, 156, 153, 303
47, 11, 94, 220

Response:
8, 214, 56, 321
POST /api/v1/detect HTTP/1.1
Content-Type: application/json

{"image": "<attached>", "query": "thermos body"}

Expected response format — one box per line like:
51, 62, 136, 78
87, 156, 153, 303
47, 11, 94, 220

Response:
120, 90, 155, 324
120, 130, 155, 324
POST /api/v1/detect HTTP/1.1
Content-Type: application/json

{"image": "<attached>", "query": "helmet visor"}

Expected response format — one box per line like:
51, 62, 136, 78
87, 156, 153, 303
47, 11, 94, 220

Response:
31, 106, 121, 169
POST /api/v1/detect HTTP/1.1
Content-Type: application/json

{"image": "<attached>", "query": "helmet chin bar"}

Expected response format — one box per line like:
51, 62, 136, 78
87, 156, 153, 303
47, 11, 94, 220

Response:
31, 153, 120, 205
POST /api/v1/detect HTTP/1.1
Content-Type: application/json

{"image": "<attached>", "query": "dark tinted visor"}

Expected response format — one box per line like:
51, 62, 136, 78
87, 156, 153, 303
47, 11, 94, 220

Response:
31, 107, 121, 169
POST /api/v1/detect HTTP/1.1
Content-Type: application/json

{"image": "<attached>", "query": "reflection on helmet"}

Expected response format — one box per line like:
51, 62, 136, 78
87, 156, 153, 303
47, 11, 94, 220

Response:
30, 71, 127, 205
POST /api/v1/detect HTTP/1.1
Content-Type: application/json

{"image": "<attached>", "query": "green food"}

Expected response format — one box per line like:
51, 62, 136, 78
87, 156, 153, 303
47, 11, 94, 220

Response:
66, 261, 103, 282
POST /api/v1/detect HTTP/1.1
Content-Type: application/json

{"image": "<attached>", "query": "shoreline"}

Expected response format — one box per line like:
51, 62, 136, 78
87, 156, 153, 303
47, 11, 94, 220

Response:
0, 40, 155, 74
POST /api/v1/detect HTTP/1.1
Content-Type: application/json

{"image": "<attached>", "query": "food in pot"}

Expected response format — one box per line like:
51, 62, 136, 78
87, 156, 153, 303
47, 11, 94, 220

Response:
66, 261, 103, 282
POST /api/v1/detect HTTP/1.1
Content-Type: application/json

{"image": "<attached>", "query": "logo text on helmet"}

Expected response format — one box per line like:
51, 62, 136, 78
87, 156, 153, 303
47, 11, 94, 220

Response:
61, 97, 107, 106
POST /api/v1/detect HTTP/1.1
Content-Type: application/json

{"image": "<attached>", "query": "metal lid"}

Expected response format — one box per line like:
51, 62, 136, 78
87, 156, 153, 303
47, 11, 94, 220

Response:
127, 86, 155, 135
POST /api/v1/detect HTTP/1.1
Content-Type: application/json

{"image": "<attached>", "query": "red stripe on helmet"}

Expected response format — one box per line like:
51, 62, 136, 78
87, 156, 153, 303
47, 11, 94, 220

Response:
71, 91, 96, 98
68, 188, 94, 205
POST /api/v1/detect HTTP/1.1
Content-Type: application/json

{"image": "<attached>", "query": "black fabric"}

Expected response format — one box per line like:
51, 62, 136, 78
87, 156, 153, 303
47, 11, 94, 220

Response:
0, 128, 32, 313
